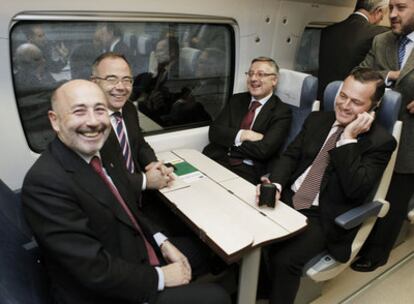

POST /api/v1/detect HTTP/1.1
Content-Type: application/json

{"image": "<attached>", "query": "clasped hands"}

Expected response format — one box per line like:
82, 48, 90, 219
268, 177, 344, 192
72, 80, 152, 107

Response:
145, 161, 175, 189
160, 241, 192, 287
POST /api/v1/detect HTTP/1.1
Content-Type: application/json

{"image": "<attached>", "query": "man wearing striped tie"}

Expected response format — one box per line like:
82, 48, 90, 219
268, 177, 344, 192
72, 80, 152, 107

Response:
355, 0, 414, 272
256, 68, 396, 304
92, 52, 174, 193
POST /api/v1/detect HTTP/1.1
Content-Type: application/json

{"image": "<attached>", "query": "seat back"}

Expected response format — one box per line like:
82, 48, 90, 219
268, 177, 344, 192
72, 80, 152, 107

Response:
0, 179, 51, 304
179, 46, 201, 78
275, 69, 318, 150
305, 84, 403, 282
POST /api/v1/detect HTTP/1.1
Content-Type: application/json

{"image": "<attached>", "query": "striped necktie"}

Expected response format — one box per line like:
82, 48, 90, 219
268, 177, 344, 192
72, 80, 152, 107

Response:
292, 126, 344, 210
90, 156, 159, 266
113, 112, 135, 173
398, 36, 411, 69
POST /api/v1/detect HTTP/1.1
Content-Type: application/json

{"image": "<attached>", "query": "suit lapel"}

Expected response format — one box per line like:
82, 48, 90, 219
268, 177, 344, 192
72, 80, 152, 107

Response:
386, 35, 399, 70
252, 95, 275, 129
50, 138, 137, 231
235, 94, 252, 126
398, 48, 414, 84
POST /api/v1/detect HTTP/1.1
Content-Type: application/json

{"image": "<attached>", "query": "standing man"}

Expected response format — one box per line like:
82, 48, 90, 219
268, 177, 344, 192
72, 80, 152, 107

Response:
22, 80, 230, 304
318, 0, 388, 100
203, 56, 292, 184
353, 0, 414, 271
257, 68, 396, 304
91, 52, 173, 192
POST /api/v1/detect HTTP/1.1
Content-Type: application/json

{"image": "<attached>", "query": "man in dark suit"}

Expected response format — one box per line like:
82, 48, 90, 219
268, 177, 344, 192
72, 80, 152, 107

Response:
94, 23, 133, 69
92, 52, 174, 192
22, 79, 230, 304
257, 68, 396, 304
318, 0, 388, 100
353, 0, 414, 272
203, 57, 292, 184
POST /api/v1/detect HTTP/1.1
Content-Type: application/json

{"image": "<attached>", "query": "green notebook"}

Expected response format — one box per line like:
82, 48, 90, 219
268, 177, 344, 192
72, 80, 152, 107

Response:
174, 161, 198, 176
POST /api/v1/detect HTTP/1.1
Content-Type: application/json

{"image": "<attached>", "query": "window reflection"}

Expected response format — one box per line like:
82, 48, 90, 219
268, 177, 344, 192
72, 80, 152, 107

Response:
11, 21, 233, 152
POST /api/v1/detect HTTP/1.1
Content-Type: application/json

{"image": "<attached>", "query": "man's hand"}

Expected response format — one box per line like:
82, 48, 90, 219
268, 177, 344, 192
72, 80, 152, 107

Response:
160, 241, 192, 287
343, 112, 375, 140
255, 176, 280, 205
145, 161, 174, 189
387, 70, 400, 81
407, 100, 414, 114
240, 130, 264, 142
161, 261, 191, 287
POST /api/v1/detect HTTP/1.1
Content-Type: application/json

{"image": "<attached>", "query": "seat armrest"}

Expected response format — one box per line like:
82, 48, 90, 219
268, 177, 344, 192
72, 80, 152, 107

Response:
335, 201, 384, 230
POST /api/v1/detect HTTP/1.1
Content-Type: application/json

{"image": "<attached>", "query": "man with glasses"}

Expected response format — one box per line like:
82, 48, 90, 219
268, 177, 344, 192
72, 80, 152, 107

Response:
91, 53, 214, 277
203, 56, 292, 184
92, 52, 173, 192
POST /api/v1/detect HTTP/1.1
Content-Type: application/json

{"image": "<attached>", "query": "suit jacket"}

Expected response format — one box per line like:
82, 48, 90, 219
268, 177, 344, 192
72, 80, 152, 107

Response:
270, 112, 396, 262
359, 31, 414, 173
104, 101, 157, 172
318, 13, 388, 98
203, 92, 292, 174
22, 138, 162, 304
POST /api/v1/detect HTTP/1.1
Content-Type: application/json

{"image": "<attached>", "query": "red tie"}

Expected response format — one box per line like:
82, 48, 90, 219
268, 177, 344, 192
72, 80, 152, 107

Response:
240, 101, 262, 130
292, 126, 344, 210
228, 101, 262, 166
90, 156, 160, 266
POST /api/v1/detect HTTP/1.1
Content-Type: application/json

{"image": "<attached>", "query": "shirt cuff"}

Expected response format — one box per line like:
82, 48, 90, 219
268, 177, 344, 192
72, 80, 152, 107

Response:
142, 172, 147, 190
155, 267, 165, 291
273, 183, 282, 193
336, 138, 357, 147
385, 72, 394, 87
234, 130, 243, 146
154, 232, 168, 247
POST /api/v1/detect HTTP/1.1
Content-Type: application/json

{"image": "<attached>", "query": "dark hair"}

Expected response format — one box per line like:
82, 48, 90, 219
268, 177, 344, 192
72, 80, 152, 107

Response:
251, 56, 279, 75
91, 52, 131, 75
350, 67, 385, 104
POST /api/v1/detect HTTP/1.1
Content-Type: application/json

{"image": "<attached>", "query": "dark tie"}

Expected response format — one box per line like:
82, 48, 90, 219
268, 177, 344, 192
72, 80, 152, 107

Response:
292, 126, 344, 210
228, 101, 262, 166
90, 156, 160, 266
398, 36, 411, 69
240, 101, 262, 130
113, 112, 135, 173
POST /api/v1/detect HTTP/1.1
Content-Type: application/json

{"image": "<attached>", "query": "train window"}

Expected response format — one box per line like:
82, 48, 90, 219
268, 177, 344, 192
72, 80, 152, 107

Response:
10, 20, 234, 152
294, 27, 321, 76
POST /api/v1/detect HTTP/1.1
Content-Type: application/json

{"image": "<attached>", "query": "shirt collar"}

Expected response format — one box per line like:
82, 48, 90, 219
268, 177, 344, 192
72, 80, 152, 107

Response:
406, 31, 414, 42
76, 151, 101, 164
251, 92, 273, 106
109, 38, 121, 52
353, 11, 369, 22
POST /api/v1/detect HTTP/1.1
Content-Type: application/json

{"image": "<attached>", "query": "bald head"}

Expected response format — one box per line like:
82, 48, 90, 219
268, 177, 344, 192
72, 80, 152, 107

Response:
49, 80, 111, 157
15, 43, 44, 69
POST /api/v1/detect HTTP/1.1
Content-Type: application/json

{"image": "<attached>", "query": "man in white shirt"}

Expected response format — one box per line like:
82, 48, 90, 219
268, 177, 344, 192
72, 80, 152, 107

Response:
257, 68, 396, 304
203, 56, 292, 184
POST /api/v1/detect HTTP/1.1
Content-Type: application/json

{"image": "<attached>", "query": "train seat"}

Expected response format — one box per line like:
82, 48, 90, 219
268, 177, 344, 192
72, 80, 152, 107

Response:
295, 82, 403, 304
179, 46, 201, 78
274, 68, 318, 150
0, 179, 51, 304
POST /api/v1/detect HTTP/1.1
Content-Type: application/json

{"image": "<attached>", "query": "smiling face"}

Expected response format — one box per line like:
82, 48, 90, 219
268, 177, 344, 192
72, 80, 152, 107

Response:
389, 0, 414, 35
48, 80, 110, 157
92, 57, 132, 111
246, 61, 278, 100
334, 75, 375, 126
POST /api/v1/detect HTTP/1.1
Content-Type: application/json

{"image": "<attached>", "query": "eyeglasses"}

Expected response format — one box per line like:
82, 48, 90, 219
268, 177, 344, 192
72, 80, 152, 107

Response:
93, 76, 133, 86
245, 71, 276, 79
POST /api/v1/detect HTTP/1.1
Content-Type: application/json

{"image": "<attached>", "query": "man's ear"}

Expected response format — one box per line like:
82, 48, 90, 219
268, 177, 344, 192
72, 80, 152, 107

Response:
48, 110, 60, 133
